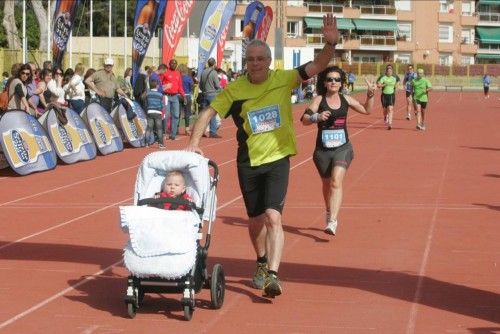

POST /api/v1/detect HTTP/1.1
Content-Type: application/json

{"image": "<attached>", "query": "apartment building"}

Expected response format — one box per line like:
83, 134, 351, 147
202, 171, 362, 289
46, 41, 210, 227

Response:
222, 0, 500, 70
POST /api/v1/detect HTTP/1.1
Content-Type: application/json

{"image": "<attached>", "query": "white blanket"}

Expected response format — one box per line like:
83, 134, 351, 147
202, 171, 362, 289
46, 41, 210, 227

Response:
120, 205, 199, 279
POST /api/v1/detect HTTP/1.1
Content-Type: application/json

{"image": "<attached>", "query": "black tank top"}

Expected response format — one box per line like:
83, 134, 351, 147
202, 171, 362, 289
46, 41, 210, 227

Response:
315, 94, 349, 149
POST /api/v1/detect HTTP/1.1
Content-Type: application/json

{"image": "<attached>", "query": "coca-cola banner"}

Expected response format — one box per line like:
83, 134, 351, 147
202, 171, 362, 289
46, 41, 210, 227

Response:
162, 0, 195, 65
197, 0, 236, 79
255, 6, 273, 42
51, 0, 80, 68
241, 1, 266, 67
216, 22, 230, 68
132, 0, 167, 87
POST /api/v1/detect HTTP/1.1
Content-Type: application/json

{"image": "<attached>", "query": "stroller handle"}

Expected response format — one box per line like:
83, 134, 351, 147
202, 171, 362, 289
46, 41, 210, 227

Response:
208, 160, 219, 187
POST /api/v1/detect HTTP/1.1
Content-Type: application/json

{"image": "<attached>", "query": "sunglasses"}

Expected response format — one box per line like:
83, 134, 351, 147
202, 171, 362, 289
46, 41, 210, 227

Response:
21, 71, 31, 75
326, 77, 342, 83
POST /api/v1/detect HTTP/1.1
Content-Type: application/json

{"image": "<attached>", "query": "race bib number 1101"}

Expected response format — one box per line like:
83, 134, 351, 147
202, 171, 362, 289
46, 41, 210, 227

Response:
247, 105, 281, 134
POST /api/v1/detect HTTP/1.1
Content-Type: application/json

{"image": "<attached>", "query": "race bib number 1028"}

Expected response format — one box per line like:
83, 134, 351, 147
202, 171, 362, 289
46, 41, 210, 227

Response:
247, 105, 281, 134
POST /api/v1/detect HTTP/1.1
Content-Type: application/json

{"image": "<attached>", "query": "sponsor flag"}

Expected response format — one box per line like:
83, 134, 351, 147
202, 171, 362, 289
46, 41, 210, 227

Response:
216, 22, 230, 68
162, 0, 195, 65
197, 0, 236, 79
241, 1, 265, 67
51, 0, 80, 68
255, 6, 273, 41
132, 0, 167, 87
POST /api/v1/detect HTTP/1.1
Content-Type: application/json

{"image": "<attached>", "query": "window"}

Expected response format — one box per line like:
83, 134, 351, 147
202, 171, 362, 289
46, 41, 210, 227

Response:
397, 23, 412, 41
287, 21, 299, 38
461, 29, 474, 44
439, 25, 453, 43
461, 1, 473, 16
395, 53, 411, 64
439, 53, 452, 65
461, 55, 474, 65
439, 0, 454, 13
234, 17, 243, 38
395, 0, 411, 11
287, 0, 303, 6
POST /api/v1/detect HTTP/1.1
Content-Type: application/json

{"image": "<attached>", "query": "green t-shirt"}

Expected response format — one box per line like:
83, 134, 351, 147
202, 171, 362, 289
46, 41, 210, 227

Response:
412, 77, 432, 102
378, 75, 397, 94
210, 69, 300, 167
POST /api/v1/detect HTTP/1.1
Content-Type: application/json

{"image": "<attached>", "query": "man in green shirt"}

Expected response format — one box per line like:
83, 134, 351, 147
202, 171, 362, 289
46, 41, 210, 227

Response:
187, 14, 340, 298
411, 68, 432, 130
377, 64, 399, 130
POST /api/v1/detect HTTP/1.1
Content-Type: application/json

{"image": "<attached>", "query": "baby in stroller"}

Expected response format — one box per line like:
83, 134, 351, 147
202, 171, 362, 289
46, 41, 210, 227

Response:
120, 150, 224, 321
154, 170, 193, 211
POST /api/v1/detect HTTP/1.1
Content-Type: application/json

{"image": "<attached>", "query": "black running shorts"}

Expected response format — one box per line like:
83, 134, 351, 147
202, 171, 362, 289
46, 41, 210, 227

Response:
414, 100, 428, 109
313, 142, 354, 178
381, 93, 395, 108
237, 157, 290, 218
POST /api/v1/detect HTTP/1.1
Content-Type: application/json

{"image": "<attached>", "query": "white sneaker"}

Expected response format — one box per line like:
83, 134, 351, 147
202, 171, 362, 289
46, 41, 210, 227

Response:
325, 211, 330, 225
324, 219, 338, 236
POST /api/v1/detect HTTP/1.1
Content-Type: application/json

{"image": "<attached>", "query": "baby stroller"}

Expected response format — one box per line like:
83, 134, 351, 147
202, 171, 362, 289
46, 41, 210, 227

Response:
119, 150, 223, 320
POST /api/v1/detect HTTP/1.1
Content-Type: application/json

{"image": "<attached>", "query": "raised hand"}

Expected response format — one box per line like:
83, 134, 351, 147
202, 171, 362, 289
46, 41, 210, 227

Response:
364, 76, 377, 96
322, 13, 339, 46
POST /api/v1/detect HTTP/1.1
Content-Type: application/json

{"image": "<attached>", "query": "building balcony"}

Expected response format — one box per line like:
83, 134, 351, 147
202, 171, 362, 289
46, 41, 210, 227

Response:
286, 4, 307, 17
438, 42, 455, 52
478, 43, 500, 53
460, 42, 478, 54
438, 11, 456, 22
460, 14, 478, 26
358, 5, 396, 16
285, 34, 307, 47
359, 35, 396, 47
343, 7, 361, 18
477, 12, 500, 25
305, 3, 343, 15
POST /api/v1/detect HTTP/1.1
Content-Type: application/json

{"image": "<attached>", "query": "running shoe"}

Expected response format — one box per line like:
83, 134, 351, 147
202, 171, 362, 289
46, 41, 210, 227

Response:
387, 124, 392, 130
263, 273, 282, 298
324, 219, 338, 235
158, 144, 166, 149
406, 113, 411, 120
252, 262, 268, 289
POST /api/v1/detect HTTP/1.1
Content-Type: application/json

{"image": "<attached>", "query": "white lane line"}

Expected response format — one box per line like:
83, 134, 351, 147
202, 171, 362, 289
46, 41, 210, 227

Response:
405, 130, 452, 334
0, 165, 139, 207
0, 198, 131, 251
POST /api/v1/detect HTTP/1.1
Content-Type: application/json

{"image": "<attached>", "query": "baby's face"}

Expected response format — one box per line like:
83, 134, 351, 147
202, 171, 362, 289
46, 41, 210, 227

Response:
163, 175, 186, 197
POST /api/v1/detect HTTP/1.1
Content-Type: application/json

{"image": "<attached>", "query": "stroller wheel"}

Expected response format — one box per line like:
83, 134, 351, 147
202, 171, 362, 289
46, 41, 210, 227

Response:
127, 302, 137, 319
210, 264, 225, 309
183, 305, 194, 321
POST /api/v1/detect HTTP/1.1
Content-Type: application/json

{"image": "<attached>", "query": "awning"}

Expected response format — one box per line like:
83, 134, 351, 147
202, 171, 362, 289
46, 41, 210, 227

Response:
478, 0, 500, 5
476, 27, 500, 44
304, 17, 355, 30
352, 19, 397, 32
476, 53, 500, 59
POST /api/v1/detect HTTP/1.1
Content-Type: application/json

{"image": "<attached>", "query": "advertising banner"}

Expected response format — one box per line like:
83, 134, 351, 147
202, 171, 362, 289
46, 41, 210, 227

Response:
241, 1, 265, 67
0, 111, 57, 175
216, 22, 230, 68
51, 0, 80, 68
111, 99, 147, 148
38, 107, 96, 164
80, 103, 123, 156
162, 0, 195, 65
255, 6, 273, 41
132, 0, 167, 87
197, 0, 236, 79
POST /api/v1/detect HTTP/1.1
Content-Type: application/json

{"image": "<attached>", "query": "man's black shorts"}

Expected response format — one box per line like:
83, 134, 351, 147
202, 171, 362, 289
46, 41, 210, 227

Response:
237, 157, 290, 218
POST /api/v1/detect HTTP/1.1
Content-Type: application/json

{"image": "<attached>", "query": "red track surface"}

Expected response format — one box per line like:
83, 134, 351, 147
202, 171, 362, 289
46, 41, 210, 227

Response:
0, 91, 499, 334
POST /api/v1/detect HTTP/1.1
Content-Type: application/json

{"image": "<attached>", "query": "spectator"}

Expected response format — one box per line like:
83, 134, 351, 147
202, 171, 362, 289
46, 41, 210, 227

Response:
47, 67, 66, 106
161, 59, 185, 140
179, 64, 194, 136
7, 63, 31, 112
199, 58, 222, 138
84, 58, 126, 113
65, 63, 86, 114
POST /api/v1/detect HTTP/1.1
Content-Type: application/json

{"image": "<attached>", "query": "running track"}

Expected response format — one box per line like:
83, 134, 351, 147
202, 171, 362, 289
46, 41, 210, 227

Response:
0, 90, 499, 333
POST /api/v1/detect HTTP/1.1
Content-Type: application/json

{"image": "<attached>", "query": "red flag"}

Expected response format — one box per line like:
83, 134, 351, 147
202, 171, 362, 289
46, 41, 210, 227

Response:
255, 6, 273, 41
162, 0, 195, 65
216, 22, 230, 68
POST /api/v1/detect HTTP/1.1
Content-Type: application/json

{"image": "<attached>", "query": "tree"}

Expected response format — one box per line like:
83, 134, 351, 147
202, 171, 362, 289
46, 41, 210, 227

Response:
2, 1, 21, 49
31, 0, 48, 51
